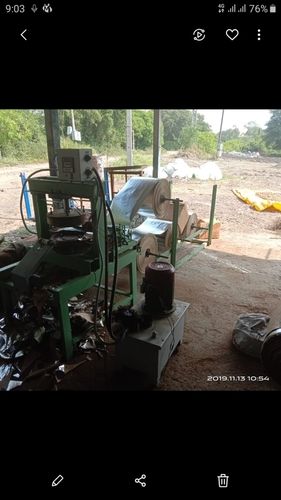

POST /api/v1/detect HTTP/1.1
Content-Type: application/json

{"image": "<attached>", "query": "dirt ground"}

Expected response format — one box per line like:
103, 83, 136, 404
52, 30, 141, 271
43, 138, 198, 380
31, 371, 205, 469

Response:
1, 155, 281, 390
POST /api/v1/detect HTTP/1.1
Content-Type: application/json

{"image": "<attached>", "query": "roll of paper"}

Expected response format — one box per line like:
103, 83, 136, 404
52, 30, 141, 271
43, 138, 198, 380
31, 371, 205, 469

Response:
185, 212, 198, 238
136, 234, 159, 273
110, 177, 170, 225
164, 224, 179, 249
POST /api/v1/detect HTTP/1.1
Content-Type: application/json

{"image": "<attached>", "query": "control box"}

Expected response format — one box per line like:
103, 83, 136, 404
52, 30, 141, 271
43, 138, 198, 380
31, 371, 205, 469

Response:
57, 149, 94, 182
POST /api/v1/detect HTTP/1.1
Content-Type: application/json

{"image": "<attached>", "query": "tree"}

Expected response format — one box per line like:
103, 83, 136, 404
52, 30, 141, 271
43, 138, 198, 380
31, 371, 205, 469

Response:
58, 110, 126, 150
0, 110, 45, 157
161, 110, 210, 150
196, 113, 211, 132
196, 131, 217, 154
162, 110, 193, 149
221, 127, 240, 141
179, 126, 197, 149
264, 110, 281, 149
244, 121, 262, 137
132, 110, 153, 149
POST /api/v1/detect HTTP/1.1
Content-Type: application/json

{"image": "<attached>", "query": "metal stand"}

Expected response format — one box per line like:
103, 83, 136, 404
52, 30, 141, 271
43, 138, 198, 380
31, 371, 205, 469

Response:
159, 184, 217, 269
0, 176, 138, 361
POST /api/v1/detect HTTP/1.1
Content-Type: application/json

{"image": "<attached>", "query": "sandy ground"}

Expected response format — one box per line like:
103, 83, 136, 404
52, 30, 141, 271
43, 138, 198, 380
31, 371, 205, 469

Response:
1, 156, 281, 390
159, 156, 281, 390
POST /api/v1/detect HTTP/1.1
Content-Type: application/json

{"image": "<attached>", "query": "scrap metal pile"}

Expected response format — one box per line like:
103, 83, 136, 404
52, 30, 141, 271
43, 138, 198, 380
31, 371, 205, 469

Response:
0, 292, 110, 391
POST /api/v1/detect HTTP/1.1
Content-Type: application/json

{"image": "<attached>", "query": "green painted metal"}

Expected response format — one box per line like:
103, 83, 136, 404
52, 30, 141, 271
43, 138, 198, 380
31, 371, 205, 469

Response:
207, 184, 217, 246
0, 174, 138, 361
29, 176, 99, 198
170, 198, 180, 267
157, 184, 217, 270
175, 243, 206, 269
44, 110, 60, 176
50, 273, 97, 360
96, 246, 138, 308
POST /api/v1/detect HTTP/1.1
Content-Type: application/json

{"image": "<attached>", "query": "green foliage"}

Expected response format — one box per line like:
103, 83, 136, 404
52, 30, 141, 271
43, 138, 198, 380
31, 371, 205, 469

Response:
0, 110, 47, 161
221, 127, 240, 141
196, 113, 211, 132
244, 121, 263, 137
220, 121, 268, 154
180, 126, 197, 149
196, 131, 217, 154
60, 137, 95, 152
223, 138, 245, 152
4, 109, 281, 165
132, 110, 153, 149
59, 110, 126, 150
223, 135, 268, 154
111, 150, 153, 167
162, 110, 192, 149
161, 110, 211, 150
264, 110, 281, 149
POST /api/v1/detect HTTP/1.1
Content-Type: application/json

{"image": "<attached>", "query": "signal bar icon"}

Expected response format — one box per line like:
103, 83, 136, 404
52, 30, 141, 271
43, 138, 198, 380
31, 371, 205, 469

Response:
238, 4, 246, 12
228, 4, 236, 12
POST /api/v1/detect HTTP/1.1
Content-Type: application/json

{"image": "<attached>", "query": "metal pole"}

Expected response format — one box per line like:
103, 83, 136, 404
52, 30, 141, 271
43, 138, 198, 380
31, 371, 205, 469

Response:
71, 109, 76, 133
217, 109, 225, 158
153, 109, 161, 178
20, 172, 32, 219
170, 198, 180, 267
207, 184, 217, 246
126, 110, 133, 166
44, 110, 60, 176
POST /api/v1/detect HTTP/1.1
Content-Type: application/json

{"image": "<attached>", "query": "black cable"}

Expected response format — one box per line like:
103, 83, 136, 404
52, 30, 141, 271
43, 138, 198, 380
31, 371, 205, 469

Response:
93, 197, 104, 334
20, 168, 50, 234
106, 200, 118, 339
90, 164, 119, 340
91, 165, 109, 333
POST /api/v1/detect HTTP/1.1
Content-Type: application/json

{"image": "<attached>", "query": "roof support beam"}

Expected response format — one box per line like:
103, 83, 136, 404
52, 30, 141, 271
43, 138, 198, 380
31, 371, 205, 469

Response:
44, 109, 60, 176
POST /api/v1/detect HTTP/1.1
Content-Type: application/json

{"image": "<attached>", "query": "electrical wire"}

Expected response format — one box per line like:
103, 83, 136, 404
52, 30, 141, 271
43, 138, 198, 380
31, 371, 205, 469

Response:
93, 196, 104, 333
19, 168, 50, 234
91, 165, 110, 335
90, 164, 119, 340
106, 200, 118, 339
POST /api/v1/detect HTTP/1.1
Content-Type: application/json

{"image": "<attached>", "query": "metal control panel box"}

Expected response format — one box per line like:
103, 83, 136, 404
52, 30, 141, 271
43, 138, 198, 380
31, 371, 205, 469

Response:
116, 299, 190, 386
57, 149, 93, 182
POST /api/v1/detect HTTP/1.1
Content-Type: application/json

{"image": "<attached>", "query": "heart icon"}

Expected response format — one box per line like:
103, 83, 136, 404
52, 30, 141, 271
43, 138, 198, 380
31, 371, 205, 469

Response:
226, 28, 239, 40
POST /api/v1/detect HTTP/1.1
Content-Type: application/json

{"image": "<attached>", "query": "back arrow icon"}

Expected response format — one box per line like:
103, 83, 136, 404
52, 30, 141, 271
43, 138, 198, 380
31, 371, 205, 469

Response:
21, 29, 27, 40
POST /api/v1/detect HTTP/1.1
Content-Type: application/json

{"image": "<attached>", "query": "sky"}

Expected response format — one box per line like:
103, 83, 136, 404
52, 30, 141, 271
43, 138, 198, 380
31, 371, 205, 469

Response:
199, 109, 272, 133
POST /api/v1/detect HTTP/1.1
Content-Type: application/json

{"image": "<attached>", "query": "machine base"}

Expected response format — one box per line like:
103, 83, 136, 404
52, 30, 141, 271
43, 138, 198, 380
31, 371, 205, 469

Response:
116, 299, 190, 386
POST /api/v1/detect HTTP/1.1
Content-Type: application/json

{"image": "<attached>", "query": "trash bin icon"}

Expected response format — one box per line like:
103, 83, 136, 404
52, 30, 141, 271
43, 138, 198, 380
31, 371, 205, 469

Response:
217, 474, 229, 488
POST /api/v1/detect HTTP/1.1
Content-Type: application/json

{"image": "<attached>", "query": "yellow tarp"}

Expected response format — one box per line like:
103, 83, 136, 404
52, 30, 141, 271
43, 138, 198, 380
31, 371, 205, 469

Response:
232, 188, 281, 212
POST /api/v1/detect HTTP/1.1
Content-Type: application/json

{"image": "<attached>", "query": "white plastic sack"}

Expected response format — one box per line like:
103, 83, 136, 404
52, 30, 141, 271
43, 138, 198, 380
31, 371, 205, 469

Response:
232, 313, 270, 358
143, 166, 153, 177
198, 161, 223, 181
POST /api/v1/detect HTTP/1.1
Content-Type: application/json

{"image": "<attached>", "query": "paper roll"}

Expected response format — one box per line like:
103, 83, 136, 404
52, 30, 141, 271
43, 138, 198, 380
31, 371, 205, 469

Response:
110, 177, 170, 225
164, 224, 179, 249
184, 212, 198, 238
136, 234, 159, 273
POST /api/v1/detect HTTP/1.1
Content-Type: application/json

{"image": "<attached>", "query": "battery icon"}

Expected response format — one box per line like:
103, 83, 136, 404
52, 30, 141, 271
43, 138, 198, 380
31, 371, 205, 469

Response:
270, 4, 276, 13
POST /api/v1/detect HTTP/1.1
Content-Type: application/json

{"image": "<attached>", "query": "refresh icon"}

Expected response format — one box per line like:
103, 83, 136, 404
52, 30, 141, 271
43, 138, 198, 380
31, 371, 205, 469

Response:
193, 28, 206, 41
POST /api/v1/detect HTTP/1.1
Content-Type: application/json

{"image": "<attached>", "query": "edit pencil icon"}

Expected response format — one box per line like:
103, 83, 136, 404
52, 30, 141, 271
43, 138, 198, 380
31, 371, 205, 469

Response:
52, 475, 64, 487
